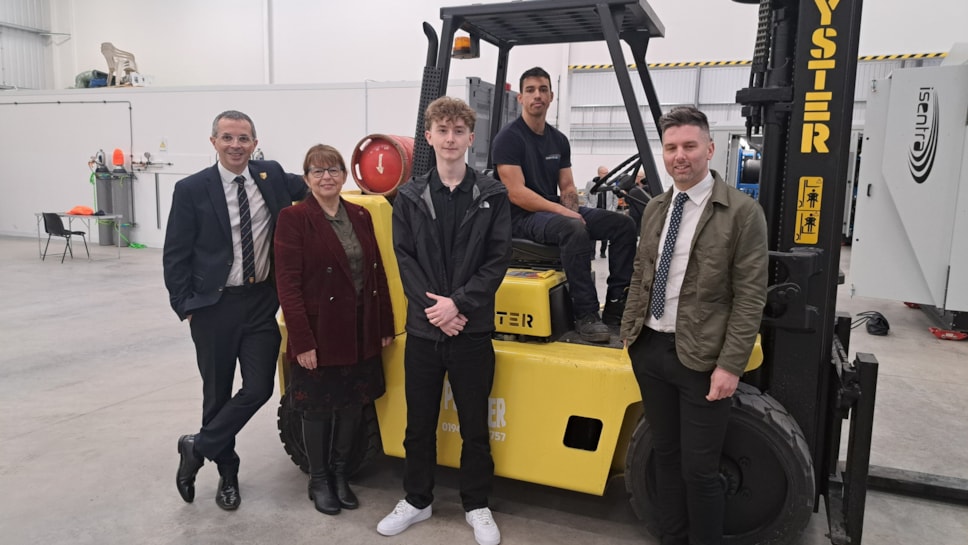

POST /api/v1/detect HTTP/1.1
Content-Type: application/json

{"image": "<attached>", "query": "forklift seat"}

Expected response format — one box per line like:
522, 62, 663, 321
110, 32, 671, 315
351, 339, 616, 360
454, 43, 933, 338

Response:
511, 238, 561, 270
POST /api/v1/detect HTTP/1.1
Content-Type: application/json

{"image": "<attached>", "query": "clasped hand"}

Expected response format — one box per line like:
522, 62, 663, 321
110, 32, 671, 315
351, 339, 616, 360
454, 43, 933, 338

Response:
425, 292, 467, 336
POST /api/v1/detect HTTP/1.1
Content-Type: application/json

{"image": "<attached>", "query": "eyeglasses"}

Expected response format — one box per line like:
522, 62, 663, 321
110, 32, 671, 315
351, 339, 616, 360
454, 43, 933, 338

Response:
308, 167, 343, 179
217, 134, 254, 145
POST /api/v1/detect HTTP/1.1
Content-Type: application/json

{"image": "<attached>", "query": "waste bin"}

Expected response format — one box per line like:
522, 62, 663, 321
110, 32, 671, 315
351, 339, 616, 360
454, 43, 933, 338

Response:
95, 172, 114, 246
109, 174, 134, 247
95, 172, 134, 246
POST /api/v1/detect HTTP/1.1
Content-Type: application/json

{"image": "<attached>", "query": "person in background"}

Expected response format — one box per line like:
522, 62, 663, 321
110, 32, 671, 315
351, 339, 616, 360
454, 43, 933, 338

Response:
273, 144, 394, 515
378, 96, 511, 545
585, 165, 617, 258
492, 67, 637, 342
164, 110, 306, 511
625, 171, 652, 233
620, 106, 768, 545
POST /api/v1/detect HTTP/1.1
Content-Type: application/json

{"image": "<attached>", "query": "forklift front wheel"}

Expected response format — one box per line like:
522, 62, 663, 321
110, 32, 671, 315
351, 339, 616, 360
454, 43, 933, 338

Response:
625, 382, 815, 545
277, 395, 383, 476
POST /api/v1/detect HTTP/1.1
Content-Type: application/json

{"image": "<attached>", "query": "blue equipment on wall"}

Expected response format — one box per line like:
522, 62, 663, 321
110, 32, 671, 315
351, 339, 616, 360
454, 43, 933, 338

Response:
736, 147, 761, 199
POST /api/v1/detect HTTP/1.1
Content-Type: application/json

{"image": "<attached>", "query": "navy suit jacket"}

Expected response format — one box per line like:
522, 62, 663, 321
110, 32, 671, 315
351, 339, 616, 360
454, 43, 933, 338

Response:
163, 160, 306, 320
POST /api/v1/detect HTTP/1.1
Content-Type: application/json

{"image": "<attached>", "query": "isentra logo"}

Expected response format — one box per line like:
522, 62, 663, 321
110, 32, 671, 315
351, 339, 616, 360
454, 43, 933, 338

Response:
908, 86, 939, 184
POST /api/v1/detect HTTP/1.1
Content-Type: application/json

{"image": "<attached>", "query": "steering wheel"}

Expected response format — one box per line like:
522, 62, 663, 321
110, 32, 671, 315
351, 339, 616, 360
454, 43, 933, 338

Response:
587, 154, 654, 232
587, 154, 651, 205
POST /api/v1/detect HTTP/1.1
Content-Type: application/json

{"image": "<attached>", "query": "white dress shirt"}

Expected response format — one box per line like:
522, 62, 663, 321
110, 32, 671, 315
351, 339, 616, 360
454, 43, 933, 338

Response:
645, 172, 714, 333
218, 162, 271, 286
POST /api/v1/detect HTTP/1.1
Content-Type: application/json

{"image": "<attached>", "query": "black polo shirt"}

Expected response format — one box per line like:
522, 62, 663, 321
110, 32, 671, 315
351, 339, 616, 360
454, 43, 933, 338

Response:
429, 167, 475, 289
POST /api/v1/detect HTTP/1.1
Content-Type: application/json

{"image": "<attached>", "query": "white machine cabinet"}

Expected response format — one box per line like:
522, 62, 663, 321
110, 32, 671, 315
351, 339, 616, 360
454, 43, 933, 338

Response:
851, 62, 968, 328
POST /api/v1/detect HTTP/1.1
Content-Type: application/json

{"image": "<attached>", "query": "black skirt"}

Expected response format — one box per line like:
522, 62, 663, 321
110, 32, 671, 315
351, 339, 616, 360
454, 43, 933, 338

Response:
286, 307, 387, 412
287, 354, 386, 412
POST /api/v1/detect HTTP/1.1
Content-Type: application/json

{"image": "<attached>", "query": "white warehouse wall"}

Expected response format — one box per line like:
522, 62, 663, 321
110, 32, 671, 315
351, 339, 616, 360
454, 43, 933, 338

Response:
48, 0, 573, 91
0, 80, 465, 248
45, 0, 968, 90
4, 0, 967, 249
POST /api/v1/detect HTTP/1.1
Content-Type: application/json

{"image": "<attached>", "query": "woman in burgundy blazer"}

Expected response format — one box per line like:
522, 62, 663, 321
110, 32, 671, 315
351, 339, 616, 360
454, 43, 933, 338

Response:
274, 144, 394, 516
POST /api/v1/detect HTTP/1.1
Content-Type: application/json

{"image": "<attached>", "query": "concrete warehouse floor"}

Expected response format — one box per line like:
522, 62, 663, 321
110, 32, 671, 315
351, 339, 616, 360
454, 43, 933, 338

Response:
1, 234, 967, 545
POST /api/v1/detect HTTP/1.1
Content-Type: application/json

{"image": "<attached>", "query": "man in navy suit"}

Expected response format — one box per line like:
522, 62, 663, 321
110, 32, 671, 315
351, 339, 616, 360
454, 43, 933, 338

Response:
163, 110, 306, 510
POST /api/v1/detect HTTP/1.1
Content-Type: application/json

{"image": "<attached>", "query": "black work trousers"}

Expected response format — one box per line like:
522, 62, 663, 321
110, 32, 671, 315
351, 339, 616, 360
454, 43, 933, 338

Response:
402, 333, 495, 511
629, 327, 731, 545
511, 206, 636, 317
189, 282, 281, 476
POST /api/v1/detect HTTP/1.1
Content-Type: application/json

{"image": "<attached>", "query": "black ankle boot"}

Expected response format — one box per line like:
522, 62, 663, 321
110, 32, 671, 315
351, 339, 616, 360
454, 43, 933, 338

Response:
302, 415, 340, 515
333, 472, 358, 510
332, 406, 362, 509
308, 474, 340, 515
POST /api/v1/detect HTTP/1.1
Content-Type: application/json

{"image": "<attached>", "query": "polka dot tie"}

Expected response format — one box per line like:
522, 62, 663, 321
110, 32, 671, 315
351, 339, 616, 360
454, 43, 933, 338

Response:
235, 176, 256, 284
650, 192, 689, 319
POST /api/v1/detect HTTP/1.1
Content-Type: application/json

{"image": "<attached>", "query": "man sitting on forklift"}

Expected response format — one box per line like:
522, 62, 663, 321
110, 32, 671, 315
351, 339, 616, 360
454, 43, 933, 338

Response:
492, 67, 638, 343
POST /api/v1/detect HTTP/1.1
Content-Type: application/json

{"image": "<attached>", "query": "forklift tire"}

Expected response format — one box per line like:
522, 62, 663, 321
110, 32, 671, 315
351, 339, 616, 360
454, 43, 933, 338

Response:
277, 395, 383, 476
625, 382, 815, 545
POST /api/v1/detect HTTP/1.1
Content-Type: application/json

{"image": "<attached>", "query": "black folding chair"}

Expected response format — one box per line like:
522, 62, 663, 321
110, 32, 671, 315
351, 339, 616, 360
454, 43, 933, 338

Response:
42, 212, 90, 263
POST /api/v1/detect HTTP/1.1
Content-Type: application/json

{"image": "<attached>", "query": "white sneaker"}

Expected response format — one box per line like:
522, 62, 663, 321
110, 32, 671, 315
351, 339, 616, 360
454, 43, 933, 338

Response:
377, 499, 432, 536
465, 507, 501, 545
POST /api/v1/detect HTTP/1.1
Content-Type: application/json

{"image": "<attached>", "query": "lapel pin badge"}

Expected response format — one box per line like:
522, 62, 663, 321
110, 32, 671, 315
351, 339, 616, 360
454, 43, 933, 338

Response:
259, 172, 267, 180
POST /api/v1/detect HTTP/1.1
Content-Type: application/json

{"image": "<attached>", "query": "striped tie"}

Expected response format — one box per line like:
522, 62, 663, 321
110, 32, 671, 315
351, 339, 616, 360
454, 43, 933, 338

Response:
234, 176, 255, 284
650, 192, 689, 319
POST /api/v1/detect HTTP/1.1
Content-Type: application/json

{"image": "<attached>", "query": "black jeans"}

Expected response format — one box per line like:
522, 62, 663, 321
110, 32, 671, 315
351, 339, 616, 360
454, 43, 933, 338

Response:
512, 206, 636, 317
402, 333, 495, 511
629, 327, 731, 545
189, 283, 280, 476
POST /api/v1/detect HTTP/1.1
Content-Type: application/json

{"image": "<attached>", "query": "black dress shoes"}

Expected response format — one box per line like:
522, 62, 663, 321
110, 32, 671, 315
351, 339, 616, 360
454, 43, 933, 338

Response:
176, 434, 204, 503
216, 475, 241, 510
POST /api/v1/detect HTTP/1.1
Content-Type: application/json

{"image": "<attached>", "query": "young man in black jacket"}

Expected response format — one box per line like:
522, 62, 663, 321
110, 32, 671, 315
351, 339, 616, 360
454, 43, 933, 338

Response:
378, 97, 511, 545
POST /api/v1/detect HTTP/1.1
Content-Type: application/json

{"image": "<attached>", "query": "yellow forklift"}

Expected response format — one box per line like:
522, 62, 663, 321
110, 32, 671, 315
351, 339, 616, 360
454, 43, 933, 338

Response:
277, 1, 890, 543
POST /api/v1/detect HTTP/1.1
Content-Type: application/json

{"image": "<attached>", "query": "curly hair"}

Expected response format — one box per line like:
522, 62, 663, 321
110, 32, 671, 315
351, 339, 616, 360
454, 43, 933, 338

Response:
424, 96, 476, 132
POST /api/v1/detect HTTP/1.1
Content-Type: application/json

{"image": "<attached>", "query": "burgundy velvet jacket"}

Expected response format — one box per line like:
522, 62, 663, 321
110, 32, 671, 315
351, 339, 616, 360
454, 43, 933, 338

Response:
274, 196, 394, 366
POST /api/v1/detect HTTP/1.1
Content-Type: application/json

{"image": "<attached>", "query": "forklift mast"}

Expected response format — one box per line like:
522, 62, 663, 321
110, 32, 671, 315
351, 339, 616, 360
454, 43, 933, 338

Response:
736, 1, 878, 543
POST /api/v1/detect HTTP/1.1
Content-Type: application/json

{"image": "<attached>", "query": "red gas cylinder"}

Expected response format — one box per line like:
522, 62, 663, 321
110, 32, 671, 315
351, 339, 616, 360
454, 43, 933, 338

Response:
351, 134, 415, 196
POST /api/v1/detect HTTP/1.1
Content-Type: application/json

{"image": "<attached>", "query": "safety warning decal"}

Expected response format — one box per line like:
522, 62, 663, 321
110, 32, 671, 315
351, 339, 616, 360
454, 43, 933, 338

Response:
795, 177, 822, 245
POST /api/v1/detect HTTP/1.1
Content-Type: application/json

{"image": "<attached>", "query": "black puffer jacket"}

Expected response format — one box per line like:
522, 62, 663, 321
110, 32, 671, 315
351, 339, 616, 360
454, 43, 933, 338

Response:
392, 167, 512, 342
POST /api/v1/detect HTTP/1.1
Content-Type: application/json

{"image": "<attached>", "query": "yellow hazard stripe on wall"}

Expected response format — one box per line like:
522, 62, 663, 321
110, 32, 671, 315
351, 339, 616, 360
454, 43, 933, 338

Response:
857, 52, 947, 61
570, 60, 751, 70
569, 52, 947, 71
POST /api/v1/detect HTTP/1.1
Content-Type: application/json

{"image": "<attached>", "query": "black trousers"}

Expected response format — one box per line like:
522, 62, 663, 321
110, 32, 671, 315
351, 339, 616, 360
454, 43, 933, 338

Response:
511, 206, 636, 317
402, 333, 495, 511
629, 327, 731, 545
188, 282, 281, 476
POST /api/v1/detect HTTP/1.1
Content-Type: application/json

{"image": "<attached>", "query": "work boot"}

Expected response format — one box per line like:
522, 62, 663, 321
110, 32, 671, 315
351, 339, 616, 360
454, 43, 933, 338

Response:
576, 312, 610, 343
331, 406, 362, 509
302, 415, 340, 515
602, 295, 627, 327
